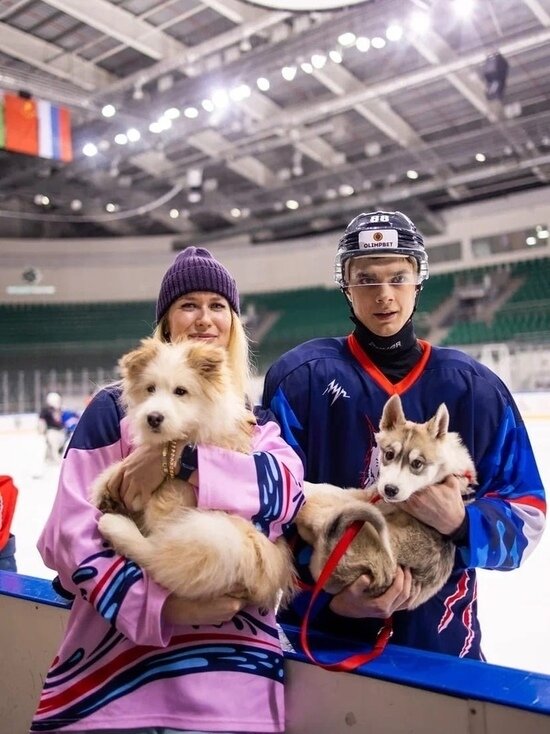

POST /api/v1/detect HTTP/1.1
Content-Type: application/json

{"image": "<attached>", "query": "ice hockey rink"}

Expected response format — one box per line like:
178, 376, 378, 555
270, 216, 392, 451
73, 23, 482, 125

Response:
1, 402, 549, 678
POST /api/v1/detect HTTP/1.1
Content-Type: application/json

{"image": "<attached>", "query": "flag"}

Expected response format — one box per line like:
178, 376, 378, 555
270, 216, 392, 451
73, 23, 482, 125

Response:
4, 93, 38, 156
38, 100, 73, 162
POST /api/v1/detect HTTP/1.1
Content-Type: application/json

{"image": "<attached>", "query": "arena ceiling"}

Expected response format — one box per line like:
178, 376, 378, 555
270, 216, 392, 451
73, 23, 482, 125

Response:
1, 0, 550, 243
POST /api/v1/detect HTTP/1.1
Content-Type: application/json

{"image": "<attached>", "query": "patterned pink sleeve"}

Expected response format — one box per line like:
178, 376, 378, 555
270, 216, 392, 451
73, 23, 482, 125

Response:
195, 416, 304, 541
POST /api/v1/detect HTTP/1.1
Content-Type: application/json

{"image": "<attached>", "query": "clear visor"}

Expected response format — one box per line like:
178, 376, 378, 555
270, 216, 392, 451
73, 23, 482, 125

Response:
342, 254, 423, 288
346, 271, 423, 287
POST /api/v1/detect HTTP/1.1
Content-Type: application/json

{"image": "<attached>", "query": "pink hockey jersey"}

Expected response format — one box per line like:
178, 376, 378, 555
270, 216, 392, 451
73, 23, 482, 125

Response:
31, 386, 304, 732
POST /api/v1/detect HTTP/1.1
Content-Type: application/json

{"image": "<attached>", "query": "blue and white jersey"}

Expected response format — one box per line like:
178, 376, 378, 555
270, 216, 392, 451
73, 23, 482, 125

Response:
263, 335, 546, 659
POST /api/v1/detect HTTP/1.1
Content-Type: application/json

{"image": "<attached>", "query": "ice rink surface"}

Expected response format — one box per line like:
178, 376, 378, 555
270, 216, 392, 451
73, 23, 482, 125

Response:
1, 412, 549, 677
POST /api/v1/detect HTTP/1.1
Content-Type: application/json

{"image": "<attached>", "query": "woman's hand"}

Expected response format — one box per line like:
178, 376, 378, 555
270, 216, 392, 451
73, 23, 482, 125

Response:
401, 475, 465, 536
329, 566, 419, 619
107, 443, 167, 512
163, 594, 246, 626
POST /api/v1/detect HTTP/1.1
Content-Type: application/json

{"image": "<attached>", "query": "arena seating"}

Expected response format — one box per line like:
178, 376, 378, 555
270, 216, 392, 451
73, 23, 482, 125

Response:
2, 257, 550, 373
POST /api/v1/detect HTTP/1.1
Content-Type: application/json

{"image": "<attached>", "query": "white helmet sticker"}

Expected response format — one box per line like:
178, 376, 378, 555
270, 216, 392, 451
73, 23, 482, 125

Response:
358, 229, 398, 248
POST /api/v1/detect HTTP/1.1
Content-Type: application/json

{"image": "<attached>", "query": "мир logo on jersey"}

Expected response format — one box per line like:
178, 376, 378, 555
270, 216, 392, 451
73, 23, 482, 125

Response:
322, 379, 351, 406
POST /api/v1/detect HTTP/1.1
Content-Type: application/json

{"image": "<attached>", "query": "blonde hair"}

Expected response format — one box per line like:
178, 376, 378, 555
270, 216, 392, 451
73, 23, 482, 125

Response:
153, 310, 252, 401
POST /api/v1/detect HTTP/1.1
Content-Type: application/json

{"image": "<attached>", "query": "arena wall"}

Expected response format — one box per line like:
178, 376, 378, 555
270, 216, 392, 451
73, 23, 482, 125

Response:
1, 572, 549, 734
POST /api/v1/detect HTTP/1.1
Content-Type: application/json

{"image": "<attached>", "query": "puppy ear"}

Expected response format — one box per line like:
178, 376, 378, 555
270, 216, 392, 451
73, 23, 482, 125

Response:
185, 342, 226, 378
380, 394, 406, 431
119, 338, 158, 380
426, 403, 449, 439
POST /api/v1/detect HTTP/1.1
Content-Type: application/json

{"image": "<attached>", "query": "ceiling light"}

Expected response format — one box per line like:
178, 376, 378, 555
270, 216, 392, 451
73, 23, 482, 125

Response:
355, 37, 370, 52
339, 184, 354, 196
126, 128, 141, 142
229, 84, 251, 101
169, 209, 179, 219
82, 142, 98, 157
157, 74, 173, 93
406, 169, 419, 179
453, 0, 474, 18
300, 61, 313, 74
101, 104, 116, 118
230, 208, 242, 218
149, 121, 163, 133
70, 199, 82, 211
365, 141, 382, 157
329, 49, 342, 63
33, 194, 49, 206
526, 236, 537, 246
256, 77, 270, 91
475, 152, 486, 162
114, 133, 128, 145
211, 89, 229, 108
536, 226, 549, 238
371, 36, 386, 49
386, 23, 403, 42
311, 53, 327, 69
184, 106, 199, 118
105, 202, 118, 213
164, 107, 180, 120
325, 188, 337, 199
410, 11, 430, 33
281, 65, 297, 81
188, 191, 202, 203
338, 32, 356, 47
201, 99, 215, 112
285, 199, 299, 209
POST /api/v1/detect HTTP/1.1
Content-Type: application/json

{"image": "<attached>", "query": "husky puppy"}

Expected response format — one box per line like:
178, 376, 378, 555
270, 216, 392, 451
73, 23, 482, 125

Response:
296, 394, 476, 608
91, 338, 295, 608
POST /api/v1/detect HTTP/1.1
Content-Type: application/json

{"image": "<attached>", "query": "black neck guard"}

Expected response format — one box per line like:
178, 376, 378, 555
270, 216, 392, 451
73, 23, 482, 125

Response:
351, 316, 422, 383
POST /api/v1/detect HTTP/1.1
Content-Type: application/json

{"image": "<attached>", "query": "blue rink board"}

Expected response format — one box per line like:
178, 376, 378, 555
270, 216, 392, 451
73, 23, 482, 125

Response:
2, 570, 550, 716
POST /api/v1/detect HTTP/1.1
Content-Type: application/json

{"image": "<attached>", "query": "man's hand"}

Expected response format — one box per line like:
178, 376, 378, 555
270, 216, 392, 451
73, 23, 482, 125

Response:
401, 475, 465, 536
163, 594, 246, 626
329, 566, 420, 619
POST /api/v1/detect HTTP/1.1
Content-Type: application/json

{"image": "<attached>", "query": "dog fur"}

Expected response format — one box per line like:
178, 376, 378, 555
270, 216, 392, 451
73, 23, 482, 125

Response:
295, 394, 477, 607
90, 337, 295, 608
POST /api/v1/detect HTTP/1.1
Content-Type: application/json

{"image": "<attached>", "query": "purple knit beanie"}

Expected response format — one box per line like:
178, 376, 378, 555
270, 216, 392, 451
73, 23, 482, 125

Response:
156, 246, 240, 323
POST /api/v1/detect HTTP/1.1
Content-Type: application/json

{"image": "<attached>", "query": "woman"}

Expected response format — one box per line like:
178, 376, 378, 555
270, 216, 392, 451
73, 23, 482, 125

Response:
31, 246, 304, 734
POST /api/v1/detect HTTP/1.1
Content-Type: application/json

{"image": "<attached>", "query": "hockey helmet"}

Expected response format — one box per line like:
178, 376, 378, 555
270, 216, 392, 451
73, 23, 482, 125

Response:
46, 392, 62, 409
335, 211, 429, 287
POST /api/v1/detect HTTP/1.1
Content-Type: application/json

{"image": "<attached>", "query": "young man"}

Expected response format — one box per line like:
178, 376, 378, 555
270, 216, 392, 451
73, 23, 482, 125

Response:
262, 210, 546, 659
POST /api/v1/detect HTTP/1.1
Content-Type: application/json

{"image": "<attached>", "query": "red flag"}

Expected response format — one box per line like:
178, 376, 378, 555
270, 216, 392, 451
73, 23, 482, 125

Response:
4, 94, 38, 156
58, 105, 73, 162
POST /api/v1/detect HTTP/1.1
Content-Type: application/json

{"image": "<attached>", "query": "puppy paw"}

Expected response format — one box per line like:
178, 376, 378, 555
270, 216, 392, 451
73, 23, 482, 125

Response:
97, 513, 137, 545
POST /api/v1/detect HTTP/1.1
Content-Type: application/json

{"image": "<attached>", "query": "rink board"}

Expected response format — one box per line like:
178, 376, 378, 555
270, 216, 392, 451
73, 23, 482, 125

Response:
1, 572, 549, 734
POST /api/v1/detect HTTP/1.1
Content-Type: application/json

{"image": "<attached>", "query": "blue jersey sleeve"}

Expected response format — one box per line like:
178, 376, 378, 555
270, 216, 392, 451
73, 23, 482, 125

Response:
460, 400, 546, 570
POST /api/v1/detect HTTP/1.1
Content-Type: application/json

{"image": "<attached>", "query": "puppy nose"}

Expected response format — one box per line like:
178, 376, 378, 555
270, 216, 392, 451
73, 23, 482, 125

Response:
147, 412, 164, 429
383, 484, 399, 499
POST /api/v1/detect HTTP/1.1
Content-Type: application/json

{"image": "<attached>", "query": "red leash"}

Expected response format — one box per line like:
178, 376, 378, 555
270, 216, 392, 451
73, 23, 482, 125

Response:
299, 519, 393, 671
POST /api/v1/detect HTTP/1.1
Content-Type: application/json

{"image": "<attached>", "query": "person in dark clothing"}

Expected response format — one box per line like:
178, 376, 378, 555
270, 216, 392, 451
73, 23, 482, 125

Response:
262, 210, 546, 659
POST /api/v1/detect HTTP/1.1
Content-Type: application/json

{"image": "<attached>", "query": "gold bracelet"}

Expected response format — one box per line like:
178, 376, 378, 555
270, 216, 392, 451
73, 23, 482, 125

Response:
161, 443, 170, 477
168, 440, 178, 480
